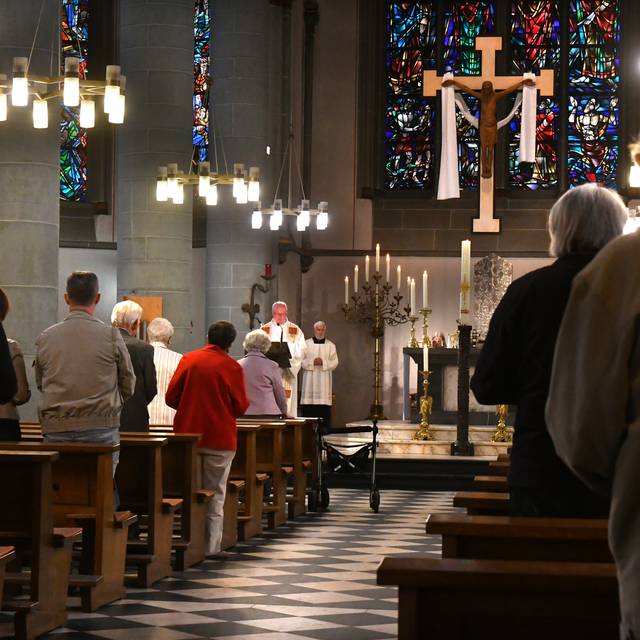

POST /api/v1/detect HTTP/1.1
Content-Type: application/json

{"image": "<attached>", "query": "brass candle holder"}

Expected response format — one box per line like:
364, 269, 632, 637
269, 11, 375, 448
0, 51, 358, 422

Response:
408, 316, 419, 347
492, 404, 512, 443
420, 308, 432, 347
414, 370, 434, 441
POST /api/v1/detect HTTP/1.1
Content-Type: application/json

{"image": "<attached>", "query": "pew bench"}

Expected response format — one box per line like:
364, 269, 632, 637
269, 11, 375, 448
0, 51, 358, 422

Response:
377, 556, 620, 640
486, 460, 509, 476
426, 513, 612, 563
453, 491, 510, 516
473, 475, 508, 492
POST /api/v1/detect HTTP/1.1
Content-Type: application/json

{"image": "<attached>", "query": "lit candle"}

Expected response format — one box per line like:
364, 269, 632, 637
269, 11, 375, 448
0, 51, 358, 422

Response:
397, 265, 402, 291
354, 265, 359, 292
410, 278, 416, 313
344, 276, 349, 305
407, 276, 411, 300
365, 255, 370, 282
422, 270, 428, 310
460, 239, 471, 324
386, 253, 391, 283
423, 344, 429, 372
375, 243, 380, 272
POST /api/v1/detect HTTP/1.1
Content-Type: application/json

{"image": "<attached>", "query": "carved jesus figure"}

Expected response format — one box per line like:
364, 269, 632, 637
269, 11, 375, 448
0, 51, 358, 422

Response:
442, 78, 534, 179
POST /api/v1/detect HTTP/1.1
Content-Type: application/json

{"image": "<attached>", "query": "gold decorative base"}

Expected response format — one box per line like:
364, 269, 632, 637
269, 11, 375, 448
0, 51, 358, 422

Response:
369, 403, 386, 421
492, 404, 512, 443
408, 316, 419, 348
413, 370, 433, 441
414, 424, 434, 441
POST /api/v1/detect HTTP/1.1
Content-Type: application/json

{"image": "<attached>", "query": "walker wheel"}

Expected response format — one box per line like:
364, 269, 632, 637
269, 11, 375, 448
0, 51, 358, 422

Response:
320, 487, 330, 510
370, 488, 380, 513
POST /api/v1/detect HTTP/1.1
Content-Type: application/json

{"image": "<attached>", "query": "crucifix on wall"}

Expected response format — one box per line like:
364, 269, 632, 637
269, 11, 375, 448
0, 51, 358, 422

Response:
424, 36, 554, 233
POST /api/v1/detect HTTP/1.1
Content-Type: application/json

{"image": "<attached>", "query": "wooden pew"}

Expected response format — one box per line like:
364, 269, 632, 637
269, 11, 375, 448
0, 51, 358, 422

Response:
453, 491, 510, 515
473, 475, 508, 492
0, 546, 15, 608
0, 450, 81, 639
221, 480, 243, 550
117, 437, 181, 587
3, 440, 134, 612
254, 422, 288, 528
486, 460, 509, 476
377, 556, 619, 640
426, 513, 612, 563
122, 432, 214, 570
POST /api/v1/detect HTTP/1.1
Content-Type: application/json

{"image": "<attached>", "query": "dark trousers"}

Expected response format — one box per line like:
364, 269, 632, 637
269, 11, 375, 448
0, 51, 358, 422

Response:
0, 419, 21, 441
300, 404, 332, 433
510, 485, 609, 519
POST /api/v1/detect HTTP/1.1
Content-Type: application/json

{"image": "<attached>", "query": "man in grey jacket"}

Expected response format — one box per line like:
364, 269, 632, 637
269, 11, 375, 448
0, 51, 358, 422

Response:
546, 230, 640, 640
36, 272, 136, 473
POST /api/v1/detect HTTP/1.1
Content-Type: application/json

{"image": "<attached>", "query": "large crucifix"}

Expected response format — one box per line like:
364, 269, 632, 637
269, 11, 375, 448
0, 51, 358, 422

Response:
424, 37, 554, 233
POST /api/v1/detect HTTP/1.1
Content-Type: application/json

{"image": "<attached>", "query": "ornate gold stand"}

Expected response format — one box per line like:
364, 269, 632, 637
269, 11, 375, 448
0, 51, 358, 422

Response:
414, 371, 434, 441
420, 308, 432, 347
492, 404, 512, 442
408, 316, 419, 347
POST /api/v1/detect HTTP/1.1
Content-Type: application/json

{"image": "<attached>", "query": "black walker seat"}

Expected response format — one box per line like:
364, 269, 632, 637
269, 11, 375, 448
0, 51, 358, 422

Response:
309, 418, 380, 513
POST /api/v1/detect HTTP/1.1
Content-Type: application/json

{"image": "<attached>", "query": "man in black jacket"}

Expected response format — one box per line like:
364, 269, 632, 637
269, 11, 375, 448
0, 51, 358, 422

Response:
0, 323, 17, 404
111, 301, 157, 432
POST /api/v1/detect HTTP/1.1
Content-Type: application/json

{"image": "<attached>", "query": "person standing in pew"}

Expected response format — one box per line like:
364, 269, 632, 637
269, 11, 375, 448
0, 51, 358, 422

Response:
35, 272, 136, 473
546, 229, 640, 640
0, 289, 31, 440
147, 317, 182, 426
111, 301, 157, 432
166, 321, 249, 557
470, 184, 626, 518
0, 322, 16, 405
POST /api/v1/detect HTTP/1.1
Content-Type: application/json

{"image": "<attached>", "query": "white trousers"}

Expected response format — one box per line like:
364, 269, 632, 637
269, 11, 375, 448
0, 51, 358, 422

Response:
199, 448, 235, 555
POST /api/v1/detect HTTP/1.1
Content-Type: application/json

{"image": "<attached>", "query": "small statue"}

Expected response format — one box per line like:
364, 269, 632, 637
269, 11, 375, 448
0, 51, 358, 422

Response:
414, 373, 434, 441
492, 403, 512, 443
431, 333, 445, 348
449, 330, 459, 349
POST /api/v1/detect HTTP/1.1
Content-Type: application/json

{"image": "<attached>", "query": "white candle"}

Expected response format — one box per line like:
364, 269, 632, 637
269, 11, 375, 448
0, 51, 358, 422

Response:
386, 254, 390, 283
422, 270, 428, 310
460, 239, 471, 324
397, 265, 402, 291
375, 243, 380, 272
410, 278, 416, 313
365, 255, 370, 282
344, 276, 349, 305
423, 344, 429, 372
354, 265, 359, 293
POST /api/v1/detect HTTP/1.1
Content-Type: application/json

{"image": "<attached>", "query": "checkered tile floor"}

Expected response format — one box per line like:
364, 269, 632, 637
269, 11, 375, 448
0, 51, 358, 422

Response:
44, 489, 458, 639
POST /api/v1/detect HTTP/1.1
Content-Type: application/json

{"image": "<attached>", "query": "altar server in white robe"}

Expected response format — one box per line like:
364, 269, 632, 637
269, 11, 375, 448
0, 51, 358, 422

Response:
300, 321, 338, 431
260, 301, 306, 416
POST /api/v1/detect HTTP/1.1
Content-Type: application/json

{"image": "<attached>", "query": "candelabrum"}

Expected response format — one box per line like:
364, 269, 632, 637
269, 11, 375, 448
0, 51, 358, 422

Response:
492, 404, 512, 443
407, 316, 419, 347
420, 309, 432, 347
343, 273, 411, 420
414, 371, 434, 441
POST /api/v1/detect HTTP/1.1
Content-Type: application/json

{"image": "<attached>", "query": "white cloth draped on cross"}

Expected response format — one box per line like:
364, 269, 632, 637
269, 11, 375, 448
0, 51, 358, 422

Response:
437, 72, 537, 201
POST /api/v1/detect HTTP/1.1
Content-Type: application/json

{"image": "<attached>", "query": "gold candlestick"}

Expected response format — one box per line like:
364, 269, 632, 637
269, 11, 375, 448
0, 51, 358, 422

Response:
492, 404, 512, 442
420, 308, 432, 347
407, 316, 419, 347
414, 371, 434, 441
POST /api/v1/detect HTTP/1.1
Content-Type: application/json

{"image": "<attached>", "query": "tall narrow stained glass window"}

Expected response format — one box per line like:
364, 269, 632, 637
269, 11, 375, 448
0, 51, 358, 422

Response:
60, 0, 89, 202
193, 0, 210, 169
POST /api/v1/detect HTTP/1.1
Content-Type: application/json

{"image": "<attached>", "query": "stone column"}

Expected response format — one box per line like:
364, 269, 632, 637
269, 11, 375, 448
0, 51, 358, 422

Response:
117, 0, 194, 353
207, 0, 277, 357
0, 2, 60, 417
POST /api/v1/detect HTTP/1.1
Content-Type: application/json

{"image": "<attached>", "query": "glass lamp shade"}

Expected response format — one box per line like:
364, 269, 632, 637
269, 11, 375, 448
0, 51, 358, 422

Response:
198, 175, 209, 197
235, 182, 248, 204
630, 165, 640, 188
248, 180, 260, 202
173, 183, 185, 205
156, 179, 168, 202
32, 99, 48, 129
108, 93, 125, 124
316, 210, 329, 230
251, 209, 263, 229
270, 209, 283, 231
104, 85, 120, 114
63, 77, 80, 107
79, 99, 95, 128
206, 183, 218, 206
0, 93, 7, 121
12, 77, 28, 107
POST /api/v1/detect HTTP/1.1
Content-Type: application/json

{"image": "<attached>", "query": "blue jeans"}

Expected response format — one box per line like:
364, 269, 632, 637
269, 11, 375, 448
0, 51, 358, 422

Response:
44, 427, 120, 475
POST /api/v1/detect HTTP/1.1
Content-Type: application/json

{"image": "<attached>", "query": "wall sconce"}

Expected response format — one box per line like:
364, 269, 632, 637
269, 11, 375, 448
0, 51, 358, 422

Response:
241, 264, 276, 329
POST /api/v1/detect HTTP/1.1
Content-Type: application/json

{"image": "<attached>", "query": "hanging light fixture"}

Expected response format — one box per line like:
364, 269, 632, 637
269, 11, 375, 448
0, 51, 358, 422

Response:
11, 57, 28, 107
156, 166, 169, 202
316, 201, 329, 230
251, 202, 263, 229
270, 199, 283, 231
206, 180, 218, 206
79, 98, 95, 128
63, 57, 80, 107
32, 98, 48, 128
0, 75, 7, 121
247, 166, 260, 202
198, 161, 210, 197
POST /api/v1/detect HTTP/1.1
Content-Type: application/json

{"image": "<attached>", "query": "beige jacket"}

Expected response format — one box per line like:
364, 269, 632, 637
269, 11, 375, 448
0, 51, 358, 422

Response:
0, 340, 31, 420
36, 310, 136, 433
546, 231, 640, 639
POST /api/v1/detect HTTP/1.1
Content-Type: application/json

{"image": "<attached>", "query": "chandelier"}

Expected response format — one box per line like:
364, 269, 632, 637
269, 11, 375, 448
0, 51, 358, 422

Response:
0, 58, 126, 129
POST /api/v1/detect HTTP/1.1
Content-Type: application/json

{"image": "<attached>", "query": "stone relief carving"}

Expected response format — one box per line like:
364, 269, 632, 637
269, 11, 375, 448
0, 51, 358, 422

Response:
473, 253, 513, 341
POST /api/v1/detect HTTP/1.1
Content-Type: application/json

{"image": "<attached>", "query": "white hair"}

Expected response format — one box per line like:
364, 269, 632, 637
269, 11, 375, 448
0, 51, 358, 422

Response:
272, 301, 288, 313
147, 317, 174, 344
243, 329, 272, 353
111, 300, 143, 329
313, 321, 326, 330
548, 184, 627, 258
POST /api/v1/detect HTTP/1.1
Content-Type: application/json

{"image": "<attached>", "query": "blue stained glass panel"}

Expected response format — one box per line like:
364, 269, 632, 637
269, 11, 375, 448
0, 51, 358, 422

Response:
193, 0, 210, 169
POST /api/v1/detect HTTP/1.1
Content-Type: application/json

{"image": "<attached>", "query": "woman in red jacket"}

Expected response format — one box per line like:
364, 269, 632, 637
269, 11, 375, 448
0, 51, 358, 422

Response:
166, 321, 249, 557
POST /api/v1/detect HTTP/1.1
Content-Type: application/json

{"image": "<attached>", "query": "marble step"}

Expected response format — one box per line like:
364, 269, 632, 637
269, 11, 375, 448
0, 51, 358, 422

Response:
343, 421, 513, 443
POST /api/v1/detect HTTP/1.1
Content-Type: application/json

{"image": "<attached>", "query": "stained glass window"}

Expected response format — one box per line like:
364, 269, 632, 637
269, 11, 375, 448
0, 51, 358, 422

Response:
193, 0, 210, 169
508, 1, 560, 190
60, 0, 89, 202
567, 0, 620, 187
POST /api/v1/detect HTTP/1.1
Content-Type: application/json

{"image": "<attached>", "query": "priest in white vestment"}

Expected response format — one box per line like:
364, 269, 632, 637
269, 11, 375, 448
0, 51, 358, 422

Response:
260, 301, 306, 416
300, 321, 338, 431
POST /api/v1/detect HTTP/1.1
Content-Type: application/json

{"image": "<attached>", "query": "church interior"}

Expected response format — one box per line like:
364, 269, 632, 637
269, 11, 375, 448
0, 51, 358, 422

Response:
0, 0, 639, 638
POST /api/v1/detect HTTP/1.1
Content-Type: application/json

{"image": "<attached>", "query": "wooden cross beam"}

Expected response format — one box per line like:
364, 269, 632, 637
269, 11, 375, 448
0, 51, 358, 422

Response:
424, 36, 554, 234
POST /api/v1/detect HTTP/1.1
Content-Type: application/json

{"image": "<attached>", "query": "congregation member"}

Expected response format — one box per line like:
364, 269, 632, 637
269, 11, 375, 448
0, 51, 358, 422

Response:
261, 301, 306, 416
471, 183, 626, 518
546, 229, 640, 640
166, 321, 249, 557
240, 329, 289, 418
0, 289, 30, 440
0, 323, 16, 405
300, 320, 339, 431
111, 301, 157, 432
147, 317, 182, 426
35, 272, 136, 472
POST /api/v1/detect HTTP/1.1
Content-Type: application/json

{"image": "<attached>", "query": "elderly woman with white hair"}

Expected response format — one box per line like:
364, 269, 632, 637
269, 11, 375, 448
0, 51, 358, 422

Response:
147, 318, 182, 426
471, 183, 627, 518
239, 330, 289, 418
111, 300, 157, 432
